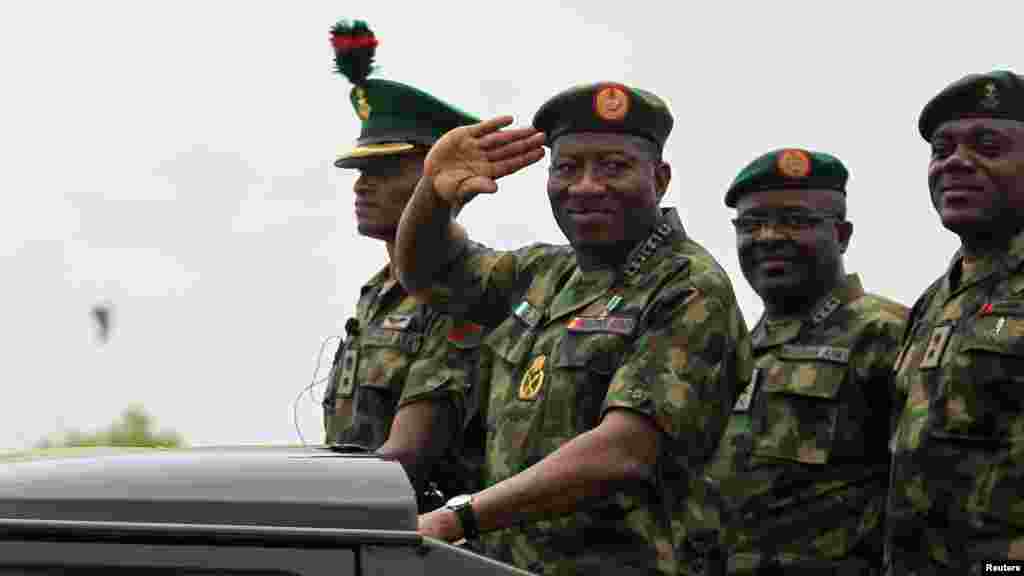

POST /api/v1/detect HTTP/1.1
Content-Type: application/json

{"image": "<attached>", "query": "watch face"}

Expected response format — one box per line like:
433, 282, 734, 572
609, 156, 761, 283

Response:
447, 494, 472, 508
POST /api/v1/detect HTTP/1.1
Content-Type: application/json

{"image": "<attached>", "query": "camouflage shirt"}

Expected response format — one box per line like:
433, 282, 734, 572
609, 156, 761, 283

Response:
887, 229, 1024, 574
429, 208, 750, 576
688, 274, 907, 575
322, 265, 488, 499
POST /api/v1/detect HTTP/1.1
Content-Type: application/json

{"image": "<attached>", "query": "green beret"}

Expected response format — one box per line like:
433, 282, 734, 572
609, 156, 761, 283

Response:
532, 82, 673, 151
330, 19, 479, 168
918, 70, 1024, 141
724, 148, 848, 208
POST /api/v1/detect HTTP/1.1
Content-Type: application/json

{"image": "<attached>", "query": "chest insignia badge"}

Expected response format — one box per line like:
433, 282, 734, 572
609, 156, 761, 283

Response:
919, 325, 953, 369
518, 355, 547, 401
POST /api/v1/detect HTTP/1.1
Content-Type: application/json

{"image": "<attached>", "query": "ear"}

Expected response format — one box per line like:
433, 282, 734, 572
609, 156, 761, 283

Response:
836, 220, 853, 253
654, 161, 671, 202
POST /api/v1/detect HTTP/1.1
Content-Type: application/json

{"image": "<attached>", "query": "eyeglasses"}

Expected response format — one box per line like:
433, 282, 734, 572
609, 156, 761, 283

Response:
730, 212, 842, 236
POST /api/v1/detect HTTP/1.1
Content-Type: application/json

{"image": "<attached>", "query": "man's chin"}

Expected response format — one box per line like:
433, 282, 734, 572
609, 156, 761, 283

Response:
751, 275, 805, 301
568, 234, 621, 251
939, 210, 997, 237
357, 223, 397, 241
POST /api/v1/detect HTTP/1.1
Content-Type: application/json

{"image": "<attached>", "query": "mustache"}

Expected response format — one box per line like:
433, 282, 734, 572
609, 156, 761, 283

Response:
745, 242, 799, 261
562, 200, 617, 213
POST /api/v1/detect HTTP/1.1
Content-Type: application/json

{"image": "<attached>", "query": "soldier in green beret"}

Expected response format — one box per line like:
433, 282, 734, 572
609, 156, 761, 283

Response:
393, 82, 751, 575
887, 70, 1024, 573
685, 149, 908, 574
321, 20, 489, 512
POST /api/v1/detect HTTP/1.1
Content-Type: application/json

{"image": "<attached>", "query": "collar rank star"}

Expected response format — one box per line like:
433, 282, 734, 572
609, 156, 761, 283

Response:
810, 295, 842, 326
623, 222, 672, 277
519, 355, 546, 401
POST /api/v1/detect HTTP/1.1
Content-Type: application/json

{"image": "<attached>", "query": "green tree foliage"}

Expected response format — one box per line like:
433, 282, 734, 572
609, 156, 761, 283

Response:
37, 405, 186, 448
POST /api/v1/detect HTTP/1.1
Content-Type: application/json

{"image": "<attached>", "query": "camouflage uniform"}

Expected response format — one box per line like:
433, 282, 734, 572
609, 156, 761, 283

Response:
887, 230, 1024, 574
427, 208, 750, 576
322, 265, 488, 499
689, 274, 907, 575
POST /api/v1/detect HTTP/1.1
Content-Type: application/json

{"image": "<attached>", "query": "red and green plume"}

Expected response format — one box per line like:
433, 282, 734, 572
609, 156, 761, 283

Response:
330, 20, 378, 86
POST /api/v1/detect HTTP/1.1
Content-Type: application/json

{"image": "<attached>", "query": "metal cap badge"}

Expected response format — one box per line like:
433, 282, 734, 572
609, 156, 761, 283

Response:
593, 84, 630, 122
776, 149, 812, 179
980, 81, 1000, 111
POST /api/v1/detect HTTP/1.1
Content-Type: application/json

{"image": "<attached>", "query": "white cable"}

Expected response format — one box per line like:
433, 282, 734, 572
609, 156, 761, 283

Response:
292, 335, 342, 446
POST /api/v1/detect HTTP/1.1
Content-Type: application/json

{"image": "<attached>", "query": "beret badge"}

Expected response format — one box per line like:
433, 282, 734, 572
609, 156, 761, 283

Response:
980, 82, 1000, 111
777, 149, 812, 179
593, 84, 630, 122
354, 87, 372, 120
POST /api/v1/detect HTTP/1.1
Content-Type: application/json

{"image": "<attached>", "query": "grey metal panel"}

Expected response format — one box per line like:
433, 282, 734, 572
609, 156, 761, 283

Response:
0, 540, 355, 575
362, 539, 538, 576
0, 446, 415, 531
0, 518, 421, 547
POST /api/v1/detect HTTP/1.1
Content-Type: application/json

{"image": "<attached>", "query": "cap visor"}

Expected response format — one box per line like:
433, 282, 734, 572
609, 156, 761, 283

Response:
334, 143, 417, 168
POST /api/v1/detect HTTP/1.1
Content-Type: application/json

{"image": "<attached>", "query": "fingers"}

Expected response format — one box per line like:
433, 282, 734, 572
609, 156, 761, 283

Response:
468, 115, 515, 138
458, 176, 499, 198
485, 131, 547, 163
478, 126, 542, 149
491, 147, 546, 179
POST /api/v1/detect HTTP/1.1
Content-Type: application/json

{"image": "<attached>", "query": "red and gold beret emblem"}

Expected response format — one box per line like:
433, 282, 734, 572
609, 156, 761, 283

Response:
776, 149, 812, 179
594, 84, 630, 122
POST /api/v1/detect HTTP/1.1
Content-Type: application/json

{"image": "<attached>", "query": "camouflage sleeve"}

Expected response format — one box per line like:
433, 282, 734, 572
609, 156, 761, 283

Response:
848, 302, 910, 457
422, 241, 519, 329
602, 269, 749, 471
876, 307, 911, 441
398, 314, 492, 500
426, 242, 570, 329
891, 281, 938, 404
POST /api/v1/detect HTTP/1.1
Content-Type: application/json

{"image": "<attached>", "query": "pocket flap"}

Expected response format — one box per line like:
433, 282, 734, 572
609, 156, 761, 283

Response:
777, 344, 851, 364
987, 299, 1024, 317
361, 326, 423, 354
960, 316, 1024, 357
759, 357, 848, 399
552, 331, 628, 375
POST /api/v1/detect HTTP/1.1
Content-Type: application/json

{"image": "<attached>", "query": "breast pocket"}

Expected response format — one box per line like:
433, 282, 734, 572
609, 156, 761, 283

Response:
553, 330, 629, 432
484, 316, 546, 478
936, 310, 1024, 444
750, 346, 850, 466
356, 325, 424, 393
934, 312, 1024, 532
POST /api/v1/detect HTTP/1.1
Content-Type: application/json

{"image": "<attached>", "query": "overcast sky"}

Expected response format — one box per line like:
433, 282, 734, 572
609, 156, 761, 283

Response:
1, 1, 1020, 450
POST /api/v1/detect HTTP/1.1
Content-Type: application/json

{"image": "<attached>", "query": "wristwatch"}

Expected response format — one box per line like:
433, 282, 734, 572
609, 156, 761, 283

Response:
445, 494, 479, 540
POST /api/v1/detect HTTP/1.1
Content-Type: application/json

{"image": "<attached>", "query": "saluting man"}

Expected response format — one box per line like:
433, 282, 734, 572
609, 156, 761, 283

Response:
321, 20, 489, 511
688, 149, 907, 575
394, 82, 751, 575
887, 70, 1024, 574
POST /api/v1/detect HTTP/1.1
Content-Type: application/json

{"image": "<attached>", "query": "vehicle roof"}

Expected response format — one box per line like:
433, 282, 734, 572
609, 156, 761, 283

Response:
0, 445, 416, 531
